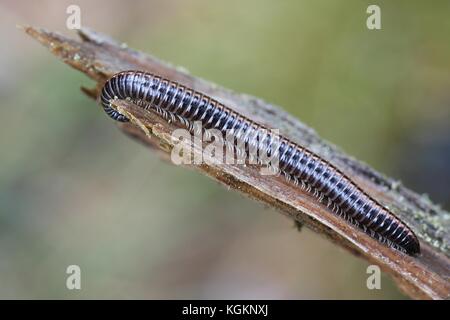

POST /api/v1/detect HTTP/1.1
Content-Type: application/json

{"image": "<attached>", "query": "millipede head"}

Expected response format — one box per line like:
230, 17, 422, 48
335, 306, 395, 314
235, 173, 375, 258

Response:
104, 102, 130, 122
100, 73, 130, 122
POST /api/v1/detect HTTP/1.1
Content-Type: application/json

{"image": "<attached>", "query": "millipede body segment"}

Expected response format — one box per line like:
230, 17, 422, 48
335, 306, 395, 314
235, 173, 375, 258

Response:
100, 70, 420, 255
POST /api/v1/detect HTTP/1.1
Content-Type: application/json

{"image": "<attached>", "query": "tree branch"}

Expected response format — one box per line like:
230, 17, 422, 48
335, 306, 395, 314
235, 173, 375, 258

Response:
23, 26, 449, 299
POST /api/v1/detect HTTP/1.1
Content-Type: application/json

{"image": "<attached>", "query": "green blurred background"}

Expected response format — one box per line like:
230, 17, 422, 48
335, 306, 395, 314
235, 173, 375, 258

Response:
0, 0, 449, 299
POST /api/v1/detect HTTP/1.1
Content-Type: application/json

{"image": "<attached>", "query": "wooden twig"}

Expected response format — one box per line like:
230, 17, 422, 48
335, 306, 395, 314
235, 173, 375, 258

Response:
23, 26, 449, 299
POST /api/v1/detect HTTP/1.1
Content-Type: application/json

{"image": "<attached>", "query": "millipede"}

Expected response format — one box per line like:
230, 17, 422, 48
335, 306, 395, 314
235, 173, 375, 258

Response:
99, 70, 420, 255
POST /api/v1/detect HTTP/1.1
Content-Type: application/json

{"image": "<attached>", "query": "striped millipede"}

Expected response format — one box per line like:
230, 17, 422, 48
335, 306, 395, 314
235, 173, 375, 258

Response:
100, 70, 420, 255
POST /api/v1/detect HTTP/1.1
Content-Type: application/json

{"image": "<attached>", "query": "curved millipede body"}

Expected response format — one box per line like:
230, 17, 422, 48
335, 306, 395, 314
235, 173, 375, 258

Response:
100, 70, 420, 255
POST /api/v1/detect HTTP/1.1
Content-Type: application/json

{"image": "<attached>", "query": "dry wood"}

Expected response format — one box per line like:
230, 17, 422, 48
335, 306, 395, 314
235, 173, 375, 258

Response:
23, 26, 450, 299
